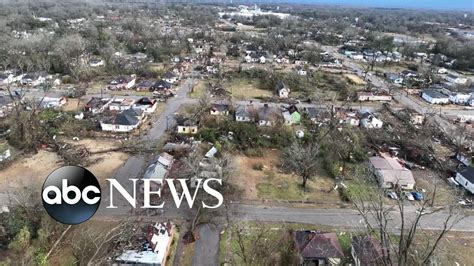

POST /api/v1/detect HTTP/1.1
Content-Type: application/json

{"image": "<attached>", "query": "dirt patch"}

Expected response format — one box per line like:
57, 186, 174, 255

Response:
62, 138, 129, 182
344, 74, 366, 85
61, 98, 84, 112
0, 150, 62, 191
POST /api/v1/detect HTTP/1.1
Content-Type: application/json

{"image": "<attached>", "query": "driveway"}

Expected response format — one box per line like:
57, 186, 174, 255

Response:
192, 223, 220, 266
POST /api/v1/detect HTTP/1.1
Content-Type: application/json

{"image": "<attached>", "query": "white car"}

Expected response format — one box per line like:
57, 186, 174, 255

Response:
404, 192, 415, 201
386, 191, 398, 200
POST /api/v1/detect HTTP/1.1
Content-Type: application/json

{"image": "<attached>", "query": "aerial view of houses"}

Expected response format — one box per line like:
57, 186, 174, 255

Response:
0, 1, 473, 265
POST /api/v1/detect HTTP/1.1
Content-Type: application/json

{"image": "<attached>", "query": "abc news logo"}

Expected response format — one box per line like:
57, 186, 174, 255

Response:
42, 166, 224, 225
42, 166, 101, 225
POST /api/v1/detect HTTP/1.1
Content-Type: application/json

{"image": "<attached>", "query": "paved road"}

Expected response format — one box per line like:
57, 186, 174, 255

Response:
192, 223, 220, 266
97, 77, 195, 216
228, 203, 472, 232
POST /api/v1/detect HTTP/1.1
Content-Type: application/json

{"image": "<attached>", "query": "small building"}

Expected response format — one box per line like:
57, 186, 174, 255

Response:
360, 112, 383, 129
447, 91, 471, 105
176, 118, 198, 134
351, 236, 386, 266
293, 231, 344, 265
109, 98, 135, 111
369, 155, 415, 190
421, 89, 449, 104
152, 80, 172, 92
209, 103, 230, 116
455, 166, 474, 194
235, 105, 253, 122
275, 82, 290, 98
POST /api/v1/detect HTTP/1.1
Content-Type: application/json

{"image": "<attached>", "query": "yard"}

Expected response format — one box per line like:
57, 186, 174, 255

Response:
223, 78, 272, 99
231, 150, 343, 205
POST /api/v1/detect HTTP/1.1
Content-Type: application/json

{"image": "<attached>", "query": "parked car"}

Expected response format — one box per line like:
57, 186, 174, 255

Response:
386, 191, 398, 200
411, 192, 424, 201
404, 192, 415, 201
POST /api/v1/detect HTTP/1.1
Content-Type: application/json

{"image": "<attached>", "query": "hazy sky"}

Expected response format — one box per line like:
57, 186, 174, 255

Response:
296, 0, 474, 10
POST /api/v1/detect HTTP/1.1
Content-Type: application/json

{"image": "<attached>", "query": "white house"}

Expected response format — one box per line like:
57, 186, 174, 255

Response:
360, 112, 383, 129
133, 97, 158, 114
100, 109, 143, 132
275, 82, 290, 98
448, 92, 471, 105
421, 90, 449, 104
455, 166, 474, 194
259, 56, 266, 64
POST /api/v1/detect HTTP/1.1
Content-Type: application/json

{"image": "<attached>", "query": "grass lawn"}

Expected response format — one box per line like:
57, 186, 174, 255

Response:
180, 242, 195, 266
223, 78, 272, 99
231, 150, 342, 204
189, 80, 208, 98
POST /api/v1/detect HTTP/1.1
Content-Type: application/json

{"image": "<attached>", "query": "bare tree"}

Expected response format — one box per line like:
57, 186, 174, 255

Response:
350, 173, 465, 265
281, 140, 321, 188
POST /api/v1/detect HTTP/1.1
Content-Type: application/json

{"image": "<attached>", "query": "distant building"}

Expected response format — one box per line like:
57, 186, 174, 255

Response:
275, 82, 290, 98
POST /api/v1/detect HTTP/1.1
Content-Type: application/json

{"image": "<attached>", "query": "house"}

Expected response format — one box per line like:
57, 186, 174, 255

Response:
115, 222, 174, 266
100, 108, 143, 132
293, 231, 344, 265
258, 104, 278, 126
447, 90, 471, 105
455, 166, 474, 194
152, 80, 172, 92
445, 73, 468, 85
275, 82, 290, 98
136, 80, 155, 92
133, 97, 158, 114
385, 73, 404, 84
176, 118, 198, 134
259, 56, 266, 64
360, 112, 383, 129
369, 155, 415, 189
339, 111, 360, 126
421, 89, 449, 104
84, 97, 112, 114
282, 105, 301, 125
209, 103, 230, 116
235, 105, 253, 122
163, 71, 178, 84
109, 98, 135, 111
39, 97, 67, 109
351, 236, 386, 266
108, 75, 136, 90
305, 107, 332, 124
